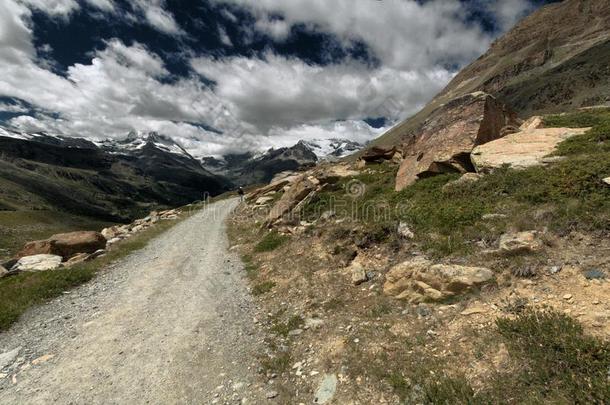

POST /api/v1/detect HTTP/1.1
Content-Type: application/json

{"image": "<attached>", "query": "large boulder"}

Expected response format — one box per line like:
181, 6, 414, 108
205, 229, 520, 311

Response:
17, 231, 107, 260
396, 92, 517, 191
266, 175, 319, 224
17, 240, 54, 258
11, 254, 62, 272
383, 257, 494, 303
361, 146, 398, 163
471, 127, 590, 172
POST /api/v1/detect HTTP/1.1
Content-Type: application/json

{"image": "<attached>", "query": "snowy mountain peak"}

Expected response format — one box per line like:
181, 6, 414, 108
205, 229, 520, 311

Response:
99, 131, 192, 158
300, 138, 364, 160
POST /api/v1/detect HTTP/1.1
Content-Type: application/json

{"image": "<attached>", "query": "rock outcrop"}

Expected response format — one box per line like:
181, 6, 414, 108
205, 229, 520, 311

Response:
471, 127, 590, 172
266, 175, 320, 224
395, 92, 517, 191
361, 146, 399, 163
17, 231, 107, 260
365, 0, 610, 176
383, 257, 494, 303
498, 231, 544, 254
246, 175, 300, 202
11, 254, 63, 272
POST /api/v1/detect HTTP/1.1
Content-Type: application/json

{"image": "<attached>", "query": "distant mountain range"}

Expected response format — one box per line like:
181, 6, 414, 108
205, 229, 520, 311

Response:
0, 128, 230, 221
201, 138, 364, 186
0, 127, 364, 219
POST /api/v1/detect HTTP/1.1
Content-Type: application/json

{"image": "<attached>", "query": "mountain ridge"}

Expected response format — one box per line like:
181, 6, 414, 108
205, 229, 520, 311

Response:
0, 128, 231, 221
370, 0, 610, 150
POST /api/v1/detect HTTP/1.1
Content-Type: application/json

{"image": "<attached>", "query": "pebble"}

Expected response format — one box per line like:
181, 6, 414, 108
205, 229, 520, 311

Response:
563, 294, 573, 300
0, 347, 21, 370
266, 390, 278, 399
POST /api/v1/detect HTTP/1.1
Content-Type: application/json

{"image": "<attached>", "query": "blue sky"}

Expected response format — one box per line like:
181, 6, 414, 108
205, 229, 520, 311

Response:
0, 0, 556, 156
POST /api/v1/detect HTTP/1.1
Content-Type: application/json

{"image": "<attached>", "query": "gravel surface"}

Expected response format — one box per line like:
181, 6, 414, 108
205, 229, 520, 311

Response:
0, 199, 267, 404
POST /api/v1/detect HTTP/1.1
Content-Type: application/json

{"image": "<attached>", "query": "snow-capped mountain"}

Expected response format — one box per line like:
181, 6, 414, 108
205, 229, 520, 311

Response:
0, 127, 98, 149
201, 138, 364, 186
96, 131, 194, 159
300, 138, 364, 160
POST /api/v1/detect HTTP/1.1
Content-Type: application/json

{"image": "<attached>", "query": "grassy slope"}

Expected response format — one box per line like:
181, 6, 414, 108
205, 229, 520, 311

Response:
305, 108, 610, 258
0, 210, 116, 263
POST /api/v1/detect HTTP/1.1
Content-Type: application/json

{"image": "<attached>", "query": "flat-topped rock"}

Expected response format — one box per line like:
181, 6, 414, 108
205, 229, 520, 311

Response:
471, 127, 590, 172
11, 254, 63, 272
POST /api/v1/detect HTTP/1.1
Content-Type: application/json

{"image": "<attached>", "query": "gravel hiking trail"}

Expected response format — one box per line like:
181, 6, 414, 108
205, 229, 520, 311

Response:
0, 198, 266, 404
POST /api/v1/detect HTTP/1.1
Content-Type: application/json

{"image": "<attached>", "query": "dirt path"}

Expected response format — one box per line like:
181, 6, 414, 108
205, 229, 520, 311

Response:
0, 199, 267, 404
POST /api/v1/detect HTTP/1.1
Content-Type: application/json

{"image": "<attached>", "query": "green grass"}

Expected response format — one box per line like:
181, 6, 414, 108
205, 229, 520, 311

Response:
545, 108, 610, 156
270, 314, 304, 337
0, 218, 180, 331
254, 230, 289, 253
494, 308, 610, 404
0, 210, 116, 262
378, 309, 609, 404
252, 281, 276, 296
241, 254, 260, 280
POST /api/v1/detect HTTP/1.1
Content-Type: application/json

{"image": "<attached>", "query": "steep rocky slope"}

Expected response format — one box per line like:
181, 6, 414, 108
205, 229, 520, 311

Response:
372, 0, 610, 150
0, 129, 230, 221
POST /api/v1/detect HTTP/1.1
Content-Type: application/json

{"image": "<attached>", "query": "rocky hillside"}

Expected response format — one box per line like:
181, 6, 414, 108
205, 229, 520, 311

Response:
372, 0, 610, 151
0, 129, 230, 221
229, 106, 610, 404
202, 139, 364, 186
224, 1, 610, 400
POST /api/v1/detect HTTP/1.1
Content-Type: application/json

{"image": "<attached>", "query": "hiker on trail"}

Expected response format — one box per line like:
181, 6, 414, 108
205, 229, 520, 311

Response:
237, 186, 245, 202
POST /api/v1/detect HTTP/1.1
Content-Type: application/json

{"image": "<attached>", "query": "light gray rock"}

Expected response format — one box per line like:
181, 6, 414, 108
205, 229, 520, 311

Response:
0, 265, 8, 279
442, 173, 482, 191
314, 374, 338, 404
107, 237, 122, 245
11, 254, 62, 272
384, 257, 494, 303
397, 222, 414, 239
320, 210, 336, 221
255, 196, 274, 206
498, 231, 543, 254
482, 213, 508, 220
471, 127, 589, 172
88, 249, 106, 260
603, 177, 610, 186
0, 347, 21, 370
350, 262, 368, 286
304, 318, 324, 330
